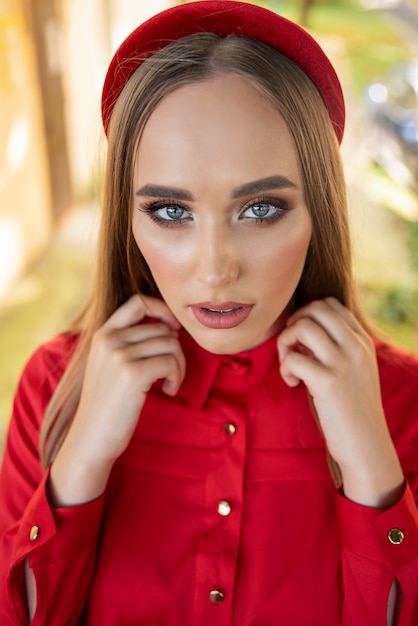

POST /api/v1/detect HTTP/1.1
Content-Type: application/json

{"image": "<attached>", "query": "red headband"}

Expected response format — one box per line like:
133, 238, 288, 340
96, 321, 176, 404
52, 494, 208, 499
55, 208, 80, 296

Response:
101, 1, 345, 142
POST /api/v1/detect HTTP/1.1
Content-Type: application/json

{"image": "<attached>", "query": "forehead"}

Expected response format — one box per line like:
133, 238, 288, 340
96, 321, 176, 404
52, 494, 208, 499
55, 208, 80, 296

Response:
134, 74, 302, 189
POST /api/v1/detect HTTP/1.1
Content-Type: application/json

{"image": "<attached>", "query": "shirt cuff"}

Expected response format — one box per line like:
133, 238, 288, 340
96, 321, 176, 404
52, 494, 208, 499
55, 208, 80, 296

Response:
13, 467, 105, 566
337, 481, 418, 567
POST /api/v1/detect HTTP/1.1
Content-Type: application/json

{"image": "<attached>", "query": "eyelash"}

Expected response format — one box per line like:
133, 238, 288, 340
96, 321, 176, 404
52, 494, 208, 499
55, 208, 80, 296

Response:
239, 196, 290, 224
138, 199, 191, 228
138, 196, 291, 228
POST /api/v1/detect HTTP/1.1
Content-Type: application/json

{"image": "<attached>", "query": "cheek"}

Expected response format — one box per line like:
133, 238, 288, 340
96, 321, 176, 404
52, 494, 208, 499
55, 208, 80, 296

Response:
251, 225, 311, 290
281, 237, 310, 274
132, 230, 191, 286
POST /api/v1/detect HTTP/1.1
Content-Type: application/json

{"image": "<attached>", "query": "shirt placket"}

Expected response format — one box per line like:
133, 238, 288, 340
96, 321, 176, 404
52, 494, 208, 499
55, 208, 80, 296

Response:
193, 357, 249, 626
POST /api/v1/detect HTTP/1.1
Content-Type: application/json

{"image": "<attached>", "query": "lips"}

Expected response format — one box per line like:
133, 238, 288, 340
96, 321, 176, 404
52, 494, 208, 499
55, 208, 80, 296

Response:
189, 302, 253, 329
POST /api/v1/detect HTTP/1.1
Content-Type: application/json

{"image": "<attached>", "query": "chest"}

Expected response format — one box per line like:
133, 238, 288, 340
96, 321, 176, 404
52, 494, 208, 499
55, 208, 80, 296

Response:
85, 372, 341, 625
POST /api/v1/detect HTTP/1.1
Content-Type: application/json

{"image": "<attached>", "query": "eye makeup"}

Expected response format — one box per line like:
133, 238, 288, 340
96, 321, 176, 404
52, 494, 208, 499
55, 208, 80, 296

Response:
137, 193, 293, 228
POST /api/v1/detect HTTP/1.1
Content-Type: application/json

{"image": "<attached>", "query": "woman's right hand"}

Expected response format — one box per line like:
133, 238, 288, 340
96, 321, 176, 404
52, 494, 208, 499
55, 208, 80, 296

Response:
49, 294, 185, 506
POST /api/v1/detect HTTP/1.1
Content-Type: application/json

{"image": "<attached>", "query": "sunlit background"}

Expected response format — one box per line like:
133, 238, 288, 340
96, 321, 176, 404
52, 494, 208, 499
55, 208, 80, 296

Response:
1, 0, 418, 453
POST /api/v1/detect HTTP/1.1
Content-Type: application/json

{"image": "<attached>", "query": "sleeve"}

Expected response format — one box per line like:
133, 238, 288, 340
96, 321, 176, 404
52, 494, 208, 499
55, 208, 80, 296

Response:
0, 339, 104, 626
337, 481, 418, 626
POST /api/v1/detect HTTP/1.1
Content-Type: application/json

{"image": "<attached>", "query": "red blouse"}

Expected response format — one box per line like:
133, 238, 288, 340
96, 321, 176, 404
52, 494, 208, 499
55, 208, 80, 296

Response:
0, 329, 418, 625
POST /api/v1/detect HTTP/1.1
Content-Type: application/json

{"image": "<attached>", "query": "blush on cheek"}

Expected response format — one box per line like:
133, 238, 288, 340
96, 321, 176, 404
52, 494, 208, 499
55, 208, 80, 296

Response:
267, 249, 310, 306
136, 242, 190, 305
272, 235, 310, 276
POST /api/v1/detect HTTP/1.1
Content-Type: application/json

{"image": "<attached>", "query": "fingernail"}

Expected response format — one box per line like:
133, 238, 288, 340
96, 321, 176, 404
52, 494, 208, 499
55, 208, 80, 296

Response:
162, 380, 178, 396
163, 317, 181, 330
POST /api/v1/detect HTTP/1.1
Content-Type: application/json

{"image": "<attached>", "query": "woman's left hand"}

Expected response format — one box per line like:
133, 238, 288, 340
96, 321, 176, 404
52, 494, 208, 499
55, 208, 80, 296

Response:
277, 297, 404, 508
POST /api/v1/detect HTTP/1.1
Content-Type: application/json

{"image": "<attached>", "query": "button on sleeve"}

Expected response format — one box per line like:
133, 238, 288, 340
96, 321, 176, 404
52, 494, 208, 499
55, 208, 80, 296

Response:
14, 468, 105, 565
388, 528, 405, 545
337, 481, 418, 567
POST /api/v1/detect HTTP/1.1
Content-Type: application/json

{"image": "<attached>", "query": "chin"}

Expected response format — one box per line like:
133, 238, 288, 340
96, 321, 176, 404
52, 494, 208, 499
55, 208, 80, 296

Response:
188, 328, 265, 355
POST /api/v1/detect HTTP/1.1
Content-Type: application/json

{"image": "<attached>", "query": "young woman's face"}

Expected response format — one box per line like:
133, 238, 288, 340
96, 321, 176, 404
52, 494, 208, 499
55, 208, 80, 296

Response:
132, 74, 312, 354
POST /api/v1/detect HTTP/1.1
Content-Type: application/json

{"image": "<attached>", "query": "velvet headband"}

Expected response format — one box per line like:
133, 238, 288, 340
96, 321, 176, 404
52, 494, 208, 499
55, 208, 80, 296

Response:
101, 0, 345, 142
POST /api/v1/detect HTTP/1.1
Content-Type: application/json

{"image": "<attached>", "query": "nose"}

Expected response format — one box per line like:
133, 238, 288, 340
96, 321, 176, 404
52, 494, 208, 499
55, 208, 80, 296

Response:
195, 228, 240, 288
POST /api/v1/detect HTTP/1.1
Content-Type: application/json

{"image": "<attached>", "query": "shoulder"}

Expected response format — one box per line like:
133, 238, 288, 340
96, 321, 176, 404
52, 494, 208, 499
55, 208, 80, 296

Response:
23, 333, 79, 378
375, 341, 418, 439
16, 334, 80, 404
8, 334, 80, 456
376, 341, 418, 393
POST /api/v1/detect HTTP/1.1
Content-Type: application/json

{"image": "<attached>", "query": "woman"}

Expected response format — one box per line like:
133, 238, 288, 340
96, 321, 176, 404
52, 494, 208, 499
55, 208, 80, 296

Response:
0, 2, 417, 624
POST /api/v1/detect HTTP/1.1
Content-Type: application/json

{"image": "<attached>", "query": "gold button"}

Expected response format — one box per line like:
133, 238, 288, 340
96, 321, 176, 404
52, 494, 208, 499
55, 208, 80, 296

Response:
209, 589, 225, 604
224, 423, 236, 436
30, 525, 40, 541
388, 528, 404, 545
217, 500, 231, 516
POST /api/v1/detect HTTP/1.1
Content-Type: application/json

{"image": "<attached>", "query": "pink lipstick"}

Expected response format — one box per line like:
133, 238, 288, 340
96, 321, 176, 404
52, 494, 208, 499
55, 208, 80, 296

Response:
190, 302, 253, 329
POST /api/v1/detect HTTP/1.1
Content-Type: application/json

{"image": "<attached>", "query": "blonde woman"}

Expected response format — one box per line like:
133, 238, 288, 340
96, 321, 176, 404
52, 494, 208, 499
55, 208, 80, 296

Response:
1, 2, 417, 624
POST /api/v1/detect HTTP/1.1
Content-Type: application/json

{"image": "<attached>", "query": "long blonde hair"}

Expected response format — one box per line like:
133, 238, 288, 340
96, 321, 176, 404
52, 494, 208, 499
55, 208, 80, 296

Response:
40, 33, 366, 468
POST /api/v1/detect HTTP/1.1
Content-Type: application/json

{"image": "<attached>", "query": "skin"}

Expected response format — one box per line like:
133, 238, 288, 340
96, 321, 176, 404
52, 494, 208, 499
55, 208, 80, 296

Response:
132, 74, 312, 355
51, 74, 315, 504
130, 74, 403, 511
49, 72, 403, 509
27, 73, 402, 622
279, 297, 404, 509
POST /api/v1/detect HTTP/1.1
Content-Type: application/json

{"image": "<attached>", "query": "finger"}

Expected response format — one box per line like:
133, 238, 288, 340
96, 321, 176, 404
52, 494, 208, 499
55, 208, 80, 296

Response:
112, 322, 178, 347
160, 341, 186, 395
130, 352, 185, 397
324, 297, 369, 338
124, 336, 186, 395
286, 299, 365, 349
123, 335, 184, 363
279, 348, 325, 388
141, 350, 186, 397
278, 315, 339, 366
139, 294, 181, 329
104, 294, 180, 332
162, 360, 185, 396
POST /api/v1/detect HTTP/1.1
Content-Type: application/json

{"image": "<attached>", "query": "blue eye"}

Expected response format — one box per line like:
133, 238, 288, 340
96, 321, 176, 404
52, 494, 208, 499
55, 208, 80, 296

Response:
156, 205, 189, 221
241, 201, 287, 222
139, 202, 192, 226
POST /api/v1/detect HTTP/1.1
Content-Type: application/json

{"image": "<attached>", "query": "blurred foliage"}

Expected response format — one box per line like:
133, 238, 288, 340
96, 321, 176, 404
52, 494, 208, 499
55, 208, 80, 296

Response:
408, 220, 418, 271
258, 0, 410, 92
379, 285, 418, 324
359, 207, 418, 351
361, 283, 418, 350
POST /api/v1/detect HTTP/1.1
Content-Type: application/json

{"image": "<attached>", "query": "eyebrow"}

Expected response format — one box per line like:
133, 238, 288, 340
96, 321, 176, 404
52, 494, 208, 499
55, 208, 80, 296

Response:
135, 184, 194, 201
135, 175, 297, 201
232, 175, 297, 198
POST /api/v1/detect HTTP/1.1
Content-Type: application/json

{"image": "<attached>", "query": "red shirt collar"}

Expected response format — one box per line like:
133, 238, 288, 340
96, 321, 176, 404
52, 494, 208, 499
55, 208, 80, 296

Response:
176, 329, 286, 411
